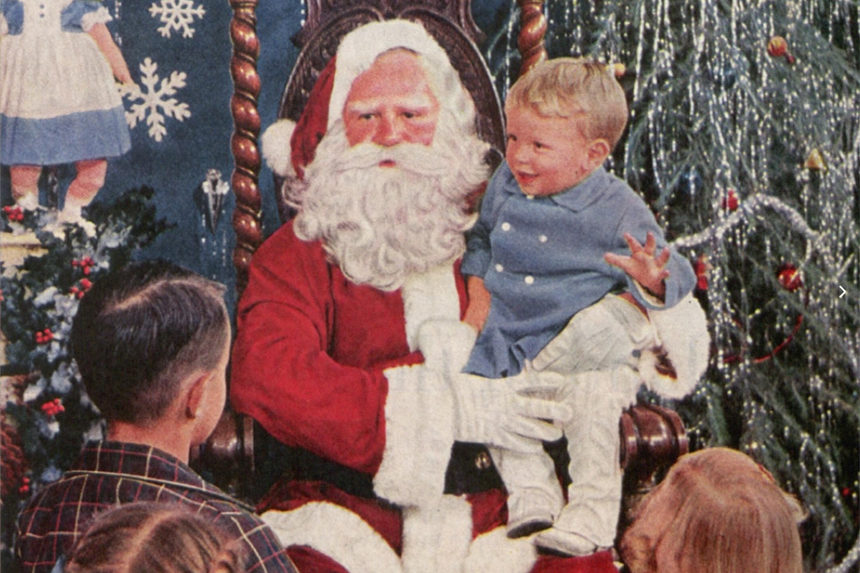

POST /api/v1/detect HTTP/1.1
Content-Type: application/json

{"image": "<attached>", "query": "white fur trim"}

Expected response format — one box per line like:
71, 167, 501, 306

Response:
417, 319, 477, 376
641, 292, 710, 398
261, 503, 403, 573
401, 264, 461, 352
376, 364, 456, 506
401, 495, 472, 573
465, 526, 538, 573
328, 20, 456, 129
261, 119, 297, 177
80, 6, 112, 32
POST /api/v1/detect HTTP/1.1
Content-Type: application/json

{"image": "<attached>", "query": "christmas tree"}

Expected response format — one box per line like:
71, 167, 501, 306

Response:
0, 189, 170, 569
482, 0, 859, 570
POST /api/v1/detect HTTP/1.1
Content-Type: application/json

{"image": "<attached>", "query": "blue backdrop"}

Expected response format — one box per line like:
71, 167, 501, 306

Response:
3, 1, 508, 306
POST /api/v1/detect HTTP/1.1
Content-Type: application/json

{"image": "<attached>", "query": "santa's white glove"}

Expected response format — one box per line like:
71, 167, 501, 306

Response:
451, 371, 570, 453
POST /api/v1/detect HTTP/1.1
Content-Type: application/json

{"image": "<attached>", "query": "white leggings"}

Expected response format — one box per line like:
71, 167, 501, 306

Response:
491, 294, 656, 545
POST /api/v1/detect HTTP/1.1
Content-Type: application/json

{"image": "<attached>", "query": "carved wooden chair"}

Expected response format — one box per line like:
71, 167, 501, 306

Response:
201, 0, 688, 546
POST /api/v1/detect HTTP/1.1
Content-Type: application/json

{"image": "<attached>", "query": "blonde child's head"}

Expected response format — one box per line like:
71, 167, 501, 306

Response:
506, 57, 628, 150
503, 58, 629, 196
619, 447, 805, 573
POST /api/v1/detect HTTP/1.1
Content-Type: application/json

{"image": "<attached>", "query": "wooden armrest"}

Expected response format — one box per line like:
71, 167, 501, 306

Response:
199, 402, 688, 511
190, 408, 255, 500
618, 403, 689, 533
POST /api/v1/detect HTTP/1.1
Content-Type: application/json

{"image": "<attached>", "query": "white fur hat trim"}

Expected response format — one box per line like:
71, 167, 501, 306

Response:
261, 118, 297, 177
328, 20, 455, 130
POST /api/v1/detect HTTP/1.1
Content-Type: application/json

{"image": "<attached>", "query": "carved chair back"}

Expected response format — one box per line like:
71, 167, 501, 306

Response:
216, 0, 688, 543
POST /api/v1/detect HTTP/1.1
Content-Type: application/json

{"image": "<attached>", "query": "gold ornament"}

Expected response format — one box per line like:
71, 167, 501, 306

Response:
804, 149, 827, 171
767, 36, 788, 58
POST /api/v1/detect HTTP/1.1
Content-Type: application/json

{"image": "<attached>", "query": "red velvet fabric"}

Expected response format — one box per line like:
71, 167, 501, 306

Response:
232, 223, 616, 572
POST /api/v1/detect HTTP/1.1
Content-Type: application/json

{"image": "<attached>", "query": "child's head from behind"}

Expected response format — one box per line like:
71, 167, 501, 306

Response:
504, 58, 627, 196
619, 447, 804, 573
64, 502, 243, 573
71, 260, 229, 429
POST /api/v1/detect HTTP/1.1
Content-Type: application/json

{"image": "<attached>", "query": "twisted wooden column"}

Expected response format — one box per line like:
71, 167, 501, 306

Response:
229, 0, 262, 294
516, 0, 547, 75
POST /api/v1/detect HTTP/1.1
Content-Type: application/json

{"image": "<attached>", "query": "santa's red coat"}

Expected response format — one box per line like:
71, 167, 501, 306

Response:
231, 221, 617, 572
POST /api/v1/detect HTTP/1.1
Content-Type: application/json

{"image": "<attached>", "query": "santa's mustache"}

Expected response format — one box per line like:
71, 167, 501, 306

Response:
333, 142, 450, 176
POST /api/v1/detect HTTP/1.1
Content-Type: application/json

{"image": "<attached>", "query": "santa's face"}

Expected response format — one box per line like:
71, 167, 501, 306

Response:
288, 50, 490, 291
343, 50, 441, 152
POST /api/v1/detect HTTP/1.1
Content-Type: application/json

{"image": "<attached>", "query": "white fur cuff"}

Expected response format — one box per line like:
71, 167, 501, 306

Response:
642, 292, 710, 398
376, 365, 456, 506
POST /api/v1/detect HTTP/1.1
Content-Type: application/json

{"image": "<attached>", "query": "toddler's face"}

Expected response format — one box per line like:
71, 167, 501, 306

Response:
504, 104, 595, 197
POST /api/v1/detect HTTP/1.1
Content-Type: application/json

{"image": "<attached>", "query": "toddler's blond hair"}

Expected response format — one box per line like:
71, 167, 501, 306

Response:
506, 57, 628, 149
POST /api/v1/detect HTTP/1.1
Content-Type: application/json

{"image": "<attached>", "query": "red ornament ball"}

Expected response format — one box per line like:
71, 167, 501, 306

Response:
694, 255, 710, 291
721, 189, 739, 211
768, 36, 788, 58
777, 263, 803, 292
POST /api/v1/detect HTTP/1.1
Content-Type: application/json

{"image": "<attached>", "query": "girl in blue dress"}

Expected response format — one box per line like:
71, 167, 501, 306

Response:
1, 0, 132, 224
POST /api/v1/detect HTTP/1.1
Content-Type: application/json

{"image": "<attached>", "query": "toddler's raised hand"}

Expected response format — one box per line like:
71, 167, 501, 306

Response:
604, 232, 670, 300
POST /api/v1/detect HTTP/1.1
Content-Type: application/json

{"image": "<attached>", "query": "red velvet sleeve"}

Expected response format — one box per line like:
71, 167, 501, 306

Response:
230, 222, 418, 475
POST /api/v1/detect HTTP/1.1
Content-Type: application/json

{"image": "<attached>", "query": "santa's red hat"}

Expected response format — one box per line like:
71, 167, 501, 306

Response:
262, 19, 463, 180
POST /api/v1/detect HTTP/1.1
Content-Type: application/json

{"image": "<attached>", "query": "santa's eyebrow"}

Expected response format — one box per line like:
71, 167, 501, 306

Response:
344, 95, 437, 114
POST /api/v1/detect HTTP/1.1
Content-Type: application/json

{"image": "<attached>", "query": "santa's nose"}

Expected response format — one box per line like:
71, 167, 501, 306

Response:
373, 113, 405, 146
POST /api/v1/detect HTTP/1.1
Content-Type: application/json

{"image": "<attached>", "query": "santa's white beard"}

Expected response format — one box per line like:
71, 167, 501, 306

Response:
289, 118, 490, 291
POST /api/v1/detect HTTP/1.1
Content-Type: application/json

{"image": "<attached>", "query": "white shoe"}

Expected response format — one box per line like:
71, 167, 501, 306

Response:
506, 488, 562, 538
534, 527, 601, 556
53, 206, 96, 237
16, 194, 40, 211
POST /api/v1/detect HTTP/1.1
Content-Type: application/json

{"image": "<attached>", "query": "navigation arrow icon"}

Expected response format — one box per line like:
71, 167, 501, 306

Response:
839, 285, 847, 299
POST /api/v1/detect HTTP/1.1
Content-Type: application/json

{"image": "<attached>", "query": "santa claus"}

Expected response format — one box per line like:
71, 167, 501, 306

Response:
231, 19, 618, 573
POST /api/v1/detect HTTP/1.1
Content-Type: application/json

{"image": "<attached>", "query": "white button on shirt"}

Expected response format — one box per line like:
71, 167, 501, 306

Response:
539, 235, 548, 243
495, 264, 504, 272
524, 276, 535, 285
501, 222, 511, 231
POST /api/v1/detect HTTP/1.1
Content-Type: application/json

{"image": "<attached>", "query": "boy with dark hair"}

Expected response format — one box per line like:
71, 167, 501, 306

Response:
15, 260, 297, 573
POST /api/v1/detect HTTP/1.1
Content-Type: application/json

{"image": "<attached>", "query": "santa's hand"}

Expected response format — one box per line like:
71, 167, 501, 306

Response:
450, 372, 570, 453
604, 232, 670, 299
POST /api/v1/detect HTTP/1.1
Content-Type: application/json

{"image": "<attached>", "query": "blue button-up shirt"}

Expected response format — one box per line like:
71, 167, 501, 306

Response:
462, 162, 695, 378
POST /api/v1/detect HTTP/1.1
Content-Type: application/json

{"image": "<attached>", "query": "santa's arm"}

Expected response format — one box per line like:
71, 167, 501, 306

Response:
233, 232, 386, 474
230, 226, 455, 502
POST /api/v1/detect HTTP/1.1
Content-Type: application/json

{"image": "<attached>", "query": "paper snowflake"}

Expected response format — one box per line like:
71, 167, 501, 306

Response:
122, 58, 191, 142
149, 0, 205, 38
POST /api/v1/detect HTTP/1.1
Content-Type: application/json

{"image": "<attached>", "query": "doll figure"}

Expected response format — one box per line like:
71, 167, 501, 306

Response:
0, 0, 132, 225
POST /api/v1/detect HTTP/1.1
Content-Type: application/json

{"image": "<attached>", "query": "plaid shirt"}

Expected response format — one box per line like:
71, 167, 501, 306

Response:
15, 441, 298, 573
